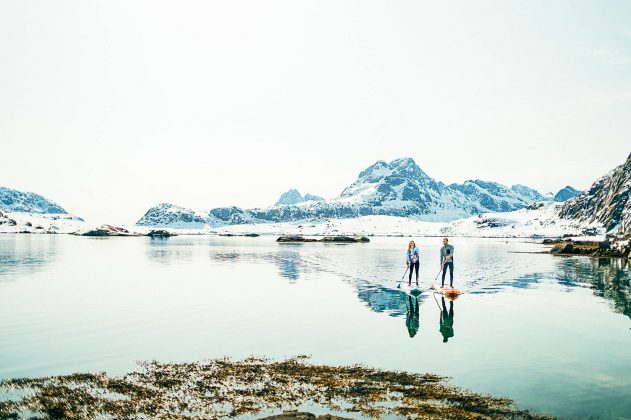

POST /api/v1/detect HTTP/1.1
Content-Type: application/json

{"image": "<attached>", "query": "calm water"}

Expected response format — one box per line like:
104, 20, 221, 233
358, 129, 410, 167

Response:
1, 234, 630, 418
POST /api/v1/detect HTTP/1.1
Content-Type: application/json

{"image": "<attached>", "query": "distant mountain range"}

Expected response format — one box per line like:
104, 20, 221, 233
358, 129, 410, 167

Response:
137, 157, 581, 228
0, 187, 67, 214
2, 153, 629, 238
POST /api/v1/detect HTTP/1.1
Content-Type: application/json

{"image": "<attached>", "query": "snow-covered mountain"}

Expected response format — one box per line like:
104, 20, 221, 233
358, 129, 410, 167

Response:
559, 153, 630, 234
449, 180, 538, 212
554, 186, 581, 202
0, 187, 86, 234
137, 157, 552, 228
136, 203, 208, 229
0, 187, 67, 214
275, 189, 324, 205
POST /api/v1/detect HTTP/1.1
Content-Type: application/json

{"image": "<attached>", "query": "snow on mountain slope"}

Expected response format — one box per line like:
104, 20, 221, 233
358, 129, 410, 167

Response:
216, 202, 602, 239
137, 157, 551, 228
0, 187, 67, 214
137, 203, 208, 229
0, 211, 86, 234
449, 180, 533, 212
511, 184, 547, 202
559, 153, 630, 234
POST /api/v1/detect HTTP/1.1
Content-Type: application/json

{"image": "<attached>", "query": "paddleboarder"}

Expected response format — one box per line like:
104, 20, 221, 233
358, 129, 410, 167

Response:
439, 238, 454, 288
406, 241, 420, 286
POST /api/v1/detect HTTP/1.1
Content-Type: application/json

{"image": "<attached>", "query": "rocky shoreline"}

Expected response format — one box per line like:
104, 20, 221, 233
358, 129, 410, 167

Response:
547, 235, 630, 258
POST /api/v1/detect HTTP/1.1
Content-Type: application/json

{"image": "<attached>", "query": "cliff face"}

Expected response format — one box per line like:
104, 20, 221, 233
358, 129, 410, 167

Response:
559, 153, 631, 234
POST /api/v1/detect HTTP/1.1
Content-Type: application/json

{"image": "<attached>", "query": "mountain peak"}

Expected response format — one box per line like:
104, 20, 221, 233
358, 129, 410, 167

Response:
357, 157, 429, 182
276, 189, 303, 205
553, 186, 580, 202
275, 189, 324, 206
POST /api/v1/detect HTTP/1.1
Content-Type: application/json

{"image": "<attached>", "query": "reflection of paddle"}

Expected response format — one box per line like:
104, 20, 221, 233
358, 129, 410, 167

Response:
431, 292, 442, 311
396, 267, 409, 289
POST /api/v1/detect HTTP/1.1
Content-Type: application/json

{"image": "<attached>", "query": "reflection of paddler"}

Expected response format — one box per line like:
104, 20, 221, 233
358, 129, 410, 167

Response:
439, 297, 454, 343
406, 296, 420, 338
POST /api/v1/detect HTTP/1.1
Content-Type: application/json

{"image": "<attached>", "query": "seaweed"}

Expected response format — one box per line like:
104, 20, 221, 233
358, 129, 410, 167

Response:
0, 356, 550, 419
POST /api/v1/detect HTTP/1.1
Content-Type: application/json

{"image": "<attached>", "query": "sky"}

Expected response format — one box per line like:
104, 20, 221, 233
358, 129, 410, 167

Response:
1, 0, 630, 225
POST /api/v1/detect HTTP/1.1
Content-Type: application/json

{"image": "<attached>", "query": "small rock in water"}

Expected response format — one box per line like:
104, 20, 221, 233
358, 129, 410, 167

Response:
276, 235, 369, 243
320, 236, 370, 243
147, 229, 176, 238
81, 225, 136, 237
277, 235, 318, 242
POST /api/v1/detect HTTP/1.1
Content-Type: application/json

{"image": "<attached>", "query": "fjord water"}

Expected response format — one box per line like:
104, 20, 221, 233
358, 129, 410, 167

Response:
1, 235, 630, 418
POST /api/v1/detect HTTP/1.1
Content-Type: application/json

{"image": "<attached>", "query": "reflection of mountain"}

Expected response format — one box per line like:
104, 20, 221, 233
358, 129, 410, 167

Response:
145, 238, 194, 264
476, 257, 631, 320
275, 251, 300, 281
0, 235, 60, 280
557, 258, 631, 320
355, 280, 425, 317
208, 247, 304, 281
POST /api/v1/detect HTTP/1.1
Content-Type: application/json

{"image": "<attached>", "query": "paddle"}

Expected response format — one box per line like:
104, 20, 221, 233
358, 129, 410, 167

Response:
431, 266, 443, 288
396, 267, 409, 288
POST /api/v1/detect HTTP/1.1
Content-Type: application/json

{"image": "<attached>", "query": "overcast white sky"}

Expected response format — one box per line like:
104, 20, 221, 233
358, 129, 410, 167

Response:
1, 1, 630, 225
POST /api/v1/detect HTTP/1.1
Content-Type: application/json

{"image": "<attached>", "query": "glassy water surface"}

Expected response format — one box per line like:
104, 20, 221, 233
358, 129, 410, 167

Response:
1, 234, 630, 418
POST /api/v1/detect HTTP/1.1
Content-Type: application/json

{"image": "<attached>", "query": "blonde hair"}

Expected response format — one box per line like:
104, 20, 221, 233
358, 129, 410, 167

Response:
408, 241, 416, 250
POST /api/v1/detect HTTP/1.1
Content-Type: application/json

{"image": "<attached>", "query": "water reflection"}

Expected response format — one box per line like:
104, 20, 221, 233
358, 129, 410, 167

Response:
208, 248, 303, 281
355, 281, 412, 317
275, 251, 300, 281
145, 238, 194, 264
439, 297, 455, 343
405, 296, 420, 338
0, 235, 60, 281
557, 258, 631, 320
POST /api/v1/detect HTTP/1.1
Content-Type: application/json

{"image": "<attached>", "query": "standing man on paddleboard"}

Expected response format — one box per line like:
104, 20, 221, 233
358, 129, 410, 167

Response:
439, 238, 454, 288
406, 241, 420, 286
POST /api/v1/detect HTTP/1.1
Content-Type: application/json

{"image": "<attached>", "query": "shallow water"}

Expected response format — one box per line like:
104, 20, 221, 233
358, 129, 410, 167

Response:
1, 234, 630, 418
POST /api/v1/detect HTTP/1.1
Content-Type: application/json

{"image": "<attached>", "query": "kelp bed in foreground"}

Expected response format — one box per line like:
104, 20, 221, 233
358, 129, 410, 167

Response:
0, 356, 549, 419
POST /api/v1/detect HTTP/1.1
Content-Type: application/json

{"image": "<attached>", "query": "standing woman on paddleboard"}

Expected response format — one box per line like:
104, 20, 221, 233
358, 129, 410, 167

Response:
406, 241, 420, 286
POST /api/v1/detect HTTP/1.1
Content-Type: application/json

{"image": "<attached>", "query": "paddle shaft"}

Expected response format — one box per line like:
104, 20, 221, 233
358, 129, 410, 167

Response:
433, 266, 443, 282
400, 266, 409, 281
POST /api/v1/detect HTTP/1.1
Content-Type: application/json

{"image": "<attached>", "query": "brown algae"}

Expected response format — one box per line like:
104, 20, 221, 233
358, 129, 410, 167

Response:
0, 356, 550, 419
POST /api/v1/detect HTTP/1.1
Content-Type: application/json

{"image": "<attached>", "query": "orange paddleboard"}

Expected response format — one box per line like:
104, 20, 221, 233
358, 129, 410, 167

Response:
434, 285, 460, 296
